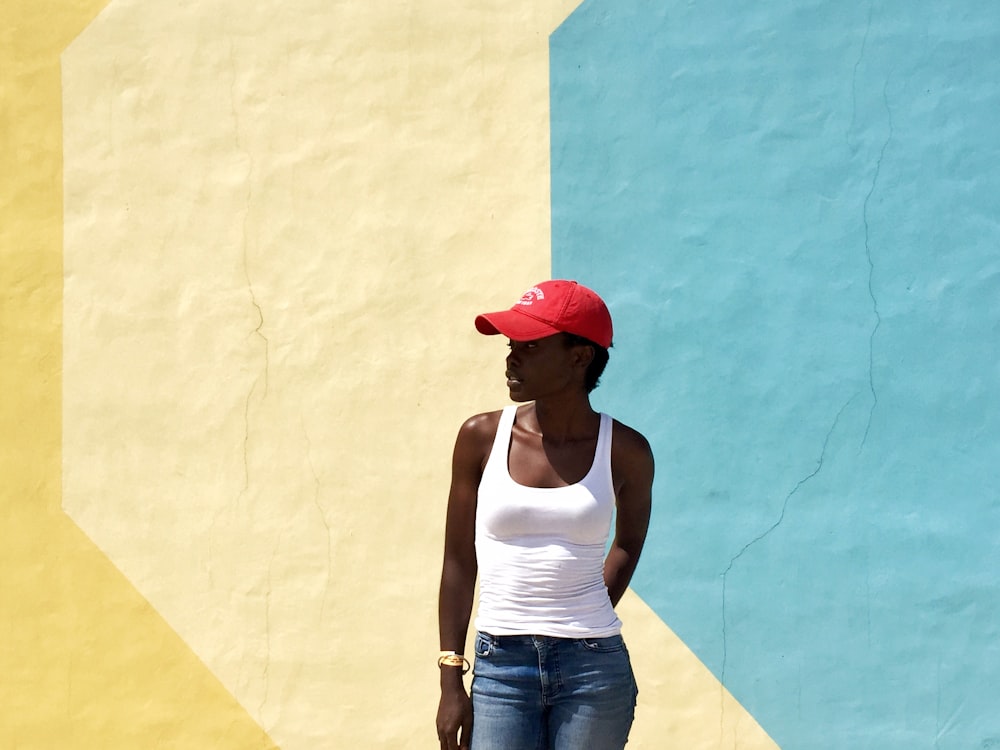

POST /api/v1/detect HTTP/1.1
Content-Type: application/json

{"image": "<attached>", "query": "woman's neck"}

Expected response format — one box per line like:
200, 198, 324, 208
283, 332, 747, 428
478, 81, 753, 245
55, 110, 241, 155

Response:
521, 397, 599, 443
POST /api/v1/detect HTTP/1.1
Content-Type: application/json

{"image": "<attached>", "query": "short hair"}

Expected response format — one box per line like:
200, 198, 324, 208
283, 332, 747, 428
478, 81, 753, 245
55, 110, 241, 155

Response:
562, 333, 610, 393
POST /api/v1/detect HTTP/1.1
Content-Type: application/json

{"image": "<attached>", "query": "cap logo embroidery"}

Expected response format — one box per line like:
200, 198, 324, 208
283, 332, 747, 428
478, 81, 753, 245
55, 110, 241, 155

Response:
516, 287, 545, 306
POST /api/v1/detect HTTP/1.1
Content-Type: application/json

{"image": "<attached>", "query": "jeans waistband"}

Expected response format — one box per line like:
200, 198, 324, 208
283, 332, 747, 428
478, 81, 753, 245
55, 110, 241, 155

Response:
477, 631, 624, 646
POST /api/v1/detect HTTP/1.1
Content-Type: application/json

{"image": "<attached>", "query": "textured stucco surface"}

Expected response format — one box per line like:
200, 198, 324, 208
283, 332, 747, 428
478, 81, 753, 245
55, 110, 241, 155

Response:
7, 0, 995, 747
551, 2, 1000, 748
2, 1, 276, 747
58, 1, 561, 746
52, 0, 772, 747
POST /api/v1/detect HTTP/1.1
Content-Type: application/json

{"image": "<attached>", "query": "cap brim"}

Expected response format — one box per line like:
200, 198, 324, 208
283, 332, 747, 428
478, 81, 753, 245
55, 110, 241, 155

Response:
474, 309, 562, 342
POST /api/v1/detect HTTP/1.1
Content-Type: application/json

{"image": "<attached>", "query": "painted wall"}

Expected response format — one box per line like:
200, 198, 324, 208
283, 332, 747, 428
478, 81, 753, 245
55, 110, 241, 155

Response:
2, 1, 995, 748
551, 2, 1000, 749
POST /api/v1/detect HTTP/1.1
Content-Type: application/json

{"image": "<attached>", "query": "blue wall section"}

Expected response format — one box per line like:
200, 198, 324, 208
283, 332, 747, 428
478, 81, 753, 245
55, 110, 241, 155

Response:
550, 2, 1000, 748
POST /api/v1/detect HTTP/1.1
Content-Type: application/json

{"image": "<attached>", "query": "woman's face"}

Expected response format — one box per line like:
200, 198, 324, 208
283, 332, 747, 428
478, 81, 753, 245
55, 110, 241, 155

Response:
504, 334, 583, 402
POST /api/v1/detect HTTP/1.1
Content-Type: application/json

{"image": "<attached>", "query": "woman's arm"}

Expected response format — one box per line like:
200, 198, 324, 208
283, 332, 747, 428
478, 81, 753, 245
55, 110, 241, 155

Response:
436, 414, 493, 750
605, 424, 654, 607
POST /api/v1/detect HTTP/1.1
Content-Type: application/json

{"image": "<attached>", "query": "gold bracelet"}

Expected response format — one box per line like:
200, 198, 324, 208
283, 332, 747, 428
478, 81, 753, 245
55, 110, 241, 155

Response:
437, 651, 471, 674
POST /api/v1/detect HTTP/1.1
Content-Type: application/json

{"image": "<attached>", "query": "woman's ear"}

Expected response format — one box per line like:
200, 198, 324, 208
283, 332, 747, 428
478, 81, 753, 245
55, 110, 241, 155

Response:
571, 342, 595, 371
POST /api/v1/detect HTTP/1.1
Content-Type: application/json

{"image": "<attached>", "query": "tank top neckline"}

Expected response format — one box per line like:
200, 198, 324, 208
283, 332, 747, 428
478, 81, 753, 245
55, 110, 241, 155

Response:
499, 405, 609, 491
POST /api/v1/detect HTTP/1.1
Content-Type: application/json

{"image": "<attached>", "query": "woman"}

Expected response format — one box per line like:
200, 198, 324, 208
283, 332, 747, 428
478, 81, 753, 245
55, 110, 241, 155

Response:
436, 280, 654, 750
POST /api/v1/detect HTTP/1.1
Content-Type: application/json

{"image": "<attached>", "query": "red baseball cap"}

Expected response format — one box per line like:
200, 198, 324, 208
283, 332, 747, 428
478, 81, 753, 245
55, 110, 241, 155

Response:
474, 280, 613, 349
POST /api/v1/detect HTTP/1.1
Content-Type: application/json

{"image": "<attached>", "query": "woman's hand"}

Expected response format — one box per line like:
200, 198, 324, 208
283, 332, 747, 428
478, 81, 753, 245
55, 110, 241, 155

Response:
436, 681, 473, 750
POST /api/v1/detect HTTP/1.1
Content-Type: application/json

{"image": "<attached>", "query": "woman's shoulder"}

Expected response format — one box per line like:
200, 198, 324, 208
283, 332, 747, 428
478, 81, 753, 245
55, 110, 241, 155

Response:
460, 408, 503, 429
608, 416, 654, 463
455, 408, 507, 448
607, 416, 655, 494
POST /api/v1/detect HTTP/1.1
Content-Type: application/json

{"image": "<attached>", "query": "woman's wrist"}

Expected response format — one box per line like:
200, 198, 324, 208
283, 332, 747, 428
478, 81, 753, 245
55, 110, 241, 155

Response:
438, 650, 471, 674
440, 667, 467, 690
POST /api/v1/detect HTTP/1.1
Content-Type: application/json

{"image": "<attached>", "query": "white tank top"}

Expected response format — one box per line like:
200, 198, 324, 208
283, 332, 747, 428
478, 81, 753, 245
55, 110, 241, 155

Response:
474, 405, 622, 638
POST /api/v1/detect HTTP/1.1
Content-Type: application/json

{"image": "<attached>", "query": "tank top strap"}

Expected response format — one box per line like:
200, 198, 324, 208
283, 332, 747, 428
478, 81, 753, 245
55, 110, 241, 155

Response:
596, 412, 612, 460
483, 405, 517, 479
587, 412, 615, 496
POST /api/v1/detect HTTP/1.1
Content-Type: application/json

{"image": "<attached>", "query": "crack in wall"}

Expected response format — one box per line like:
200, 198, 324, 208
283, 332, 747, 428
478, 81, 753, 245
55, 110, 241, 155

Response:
302, 416, 334, 622
934, 657, 943, 750
865, 546, 873, 647
227, 43, 277, 726
228, 40, 270, 500
860, 75, 894, 451
718, 394, 857, 737
258, 533, 281, 725
847, 0, 874, 149
66, 654, 74, 718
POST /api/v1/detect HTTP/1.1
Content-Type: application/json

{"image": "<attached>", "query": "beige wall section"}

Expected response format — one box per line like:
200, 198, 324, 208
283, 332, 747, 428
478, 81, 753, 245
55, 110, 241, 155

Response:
61, 1, 571, 747
45, 0, 777, 748
618, 592, 778, 749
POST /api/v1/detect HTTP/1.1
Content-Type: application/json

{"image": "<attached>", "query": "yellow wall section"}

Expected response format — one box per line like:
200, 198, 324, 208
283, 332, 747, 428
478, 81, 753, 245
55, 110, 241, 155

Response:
4, 0, 780, 747
1, 509, 280, 749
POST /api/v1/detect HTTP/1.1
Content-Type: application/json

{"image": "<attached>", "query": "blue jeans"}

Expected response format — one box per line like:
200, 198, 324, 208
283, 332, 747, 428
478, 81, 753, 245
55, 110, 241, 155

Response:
470, 632, 638, 750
